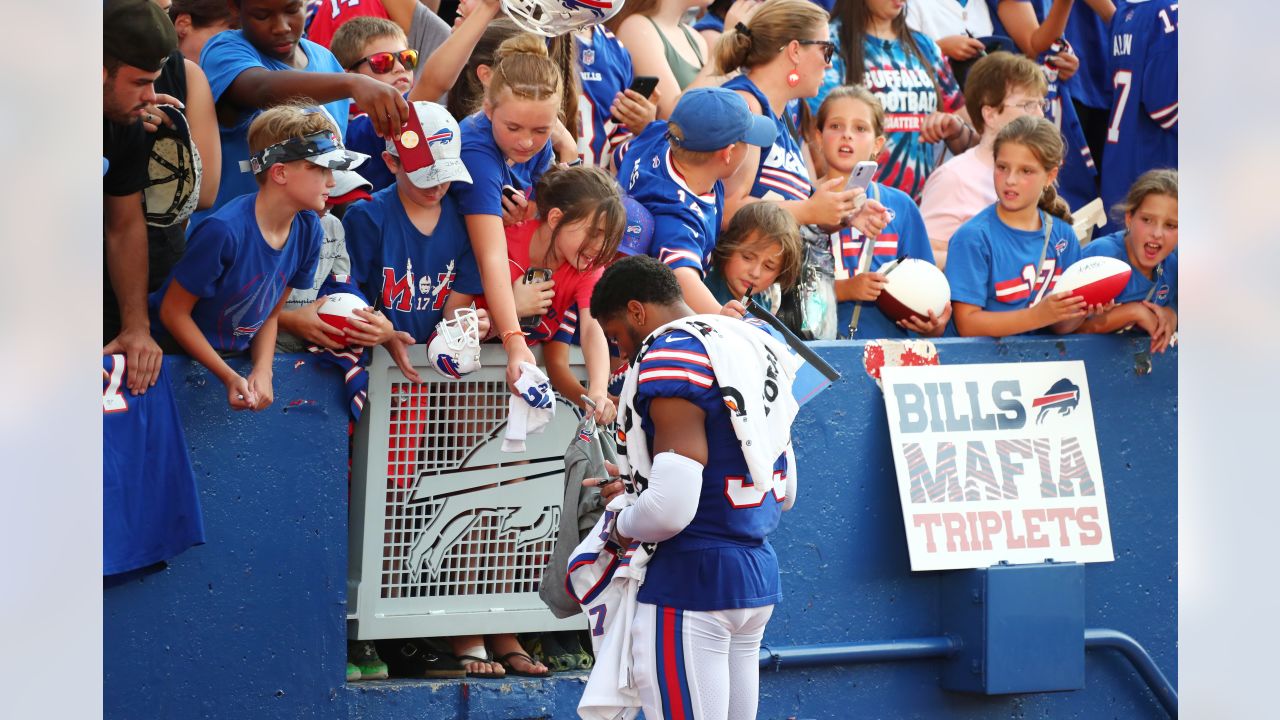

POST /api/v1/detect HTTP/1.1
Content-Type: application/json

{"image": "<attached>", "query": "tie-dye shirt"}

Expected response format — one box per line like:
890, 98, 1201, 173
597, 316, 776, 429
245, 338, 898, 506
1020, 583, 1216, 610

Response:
812, 20, 964, 200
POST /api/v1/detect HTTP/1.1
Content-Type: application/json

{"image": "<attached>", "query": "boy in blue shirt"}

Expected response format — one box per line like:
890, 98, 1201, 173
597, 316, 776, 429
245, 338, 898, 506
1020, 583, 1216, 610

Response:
154, 103, 367, 410
616, 88, 776, 315
197, 0, 408, 216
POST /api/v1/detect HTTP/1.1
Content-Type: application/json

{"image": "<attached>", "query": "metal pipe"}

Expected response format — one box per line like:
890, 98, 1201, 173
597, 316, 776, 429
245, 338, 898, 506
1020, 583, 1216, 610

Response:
758, 630, 1177, 719
1085, 628, 1178, 718
758, 636, 959, 670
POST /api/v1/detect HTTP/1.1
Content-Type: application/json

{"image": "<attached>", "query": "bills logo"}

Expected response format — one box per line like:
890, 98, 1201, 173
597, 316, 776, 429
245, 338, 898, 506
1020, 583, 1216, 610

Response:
425, 128, 453, 146
1055, 239, 1069, 253
434, 352, 463, 379
1156, 285, 1170, 301
1032, 378, 1080, 424
720, 386, 747, 417
234, 320, 265, 336
560, 0, 612, 18
577, 423, 593, 444
521, 381, 554, 409
626, 223, 642, 236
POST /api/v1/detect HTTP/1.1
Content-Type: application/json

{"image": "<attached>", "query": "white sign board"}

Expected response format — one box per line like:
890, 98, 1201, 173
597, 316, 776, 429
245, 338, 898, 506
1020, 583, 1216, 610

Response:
881, 361, 1114, 572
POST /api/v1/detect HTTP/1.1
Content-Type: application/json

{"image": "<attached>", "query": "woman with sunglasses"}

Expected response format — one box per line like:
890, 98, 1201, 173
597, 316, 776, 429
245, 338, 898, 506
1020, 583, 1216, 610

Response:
814, 0, 976, 200
716, 0, 866, 230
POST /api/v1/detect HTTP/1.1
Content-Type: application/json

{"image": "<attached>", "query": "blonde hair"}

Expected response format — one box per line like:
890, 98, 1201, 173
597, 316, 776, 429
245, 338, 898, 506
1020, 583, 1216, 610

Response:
533, 166, 626, 270
712, 202, 804, 290
1113, 168, 1178, 223
715, 0, 830, 74
488, 33, 563, 108
993, 115, 1073, 223
963, 51, 1047, 136
329, 16, 406, 69
816, 85, 884, 137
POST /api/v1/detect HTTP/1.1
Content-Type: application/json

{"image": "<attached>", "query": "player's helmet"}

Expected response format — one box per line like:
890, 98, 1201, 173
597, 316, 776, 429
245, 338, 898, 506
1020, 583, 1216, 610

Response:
501, 0, 624, 37
425, 308, 482, 379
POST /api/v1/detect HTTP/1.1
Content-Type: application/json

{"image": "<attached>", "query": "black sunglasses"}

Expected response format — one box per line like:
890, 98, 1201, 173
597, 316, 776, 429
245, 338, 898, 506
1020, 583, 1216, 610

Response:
796, 39, 836, 63
347, 49, 419, 74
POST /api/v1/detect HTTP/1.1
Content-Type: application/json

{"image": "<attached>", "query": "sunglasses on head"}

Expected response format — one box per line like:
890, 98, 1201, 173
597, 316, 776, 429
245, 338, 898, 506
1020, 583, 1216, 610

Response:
348, 48, 419, 74
795, 39, 836, 63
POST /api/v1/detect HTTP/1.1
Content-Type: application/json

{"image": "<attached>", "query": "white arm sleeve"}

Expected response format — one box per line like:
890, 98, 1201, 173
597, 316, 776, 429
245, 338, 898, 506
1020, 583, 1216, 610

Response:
616, 451, 703, 543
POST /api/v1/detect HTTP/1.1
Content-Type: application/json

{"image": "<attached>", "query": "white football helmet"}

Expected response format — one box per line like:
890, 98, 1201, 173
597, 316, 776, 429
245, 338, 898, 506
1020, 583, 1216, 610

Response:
426, 308, 483, 379
501, 0, 624, 37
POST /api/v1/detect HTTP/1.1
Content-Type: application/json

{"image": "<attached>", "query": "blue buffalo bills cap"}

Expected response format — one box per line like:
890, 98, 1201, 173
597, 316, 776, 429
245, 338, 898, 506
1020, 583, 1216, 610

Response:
667, 87, 776, 152
619, 195, 654, 256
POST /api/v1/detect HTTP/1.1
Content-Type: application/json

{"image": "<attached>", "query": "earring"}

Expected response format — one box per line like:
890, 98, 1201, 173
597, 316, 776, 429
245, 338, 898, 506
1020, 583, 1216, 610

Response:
786, 67, 801, 87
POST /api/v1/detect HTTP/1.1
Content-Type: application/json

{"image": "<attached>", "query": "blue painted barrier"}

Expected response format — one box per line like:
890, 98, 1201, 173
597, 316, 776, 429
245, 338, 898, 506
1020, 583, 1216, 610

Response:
104, 335, 1176, 719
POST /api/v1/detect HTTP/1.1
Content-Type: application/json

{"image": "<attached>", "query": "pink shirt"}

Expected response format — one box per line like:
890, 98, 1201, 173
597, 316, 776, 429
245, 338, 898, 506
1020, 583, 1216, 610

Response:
918, 147, 997, 268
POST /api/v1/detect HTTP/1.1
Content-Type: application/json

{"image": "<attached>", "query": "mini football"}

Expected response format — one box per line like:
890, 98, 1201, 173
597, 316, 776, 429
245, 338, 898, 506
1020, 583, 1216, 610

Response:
318, 293, 367, 335
1054, 256, 1131, 306
876, 259, 950, 323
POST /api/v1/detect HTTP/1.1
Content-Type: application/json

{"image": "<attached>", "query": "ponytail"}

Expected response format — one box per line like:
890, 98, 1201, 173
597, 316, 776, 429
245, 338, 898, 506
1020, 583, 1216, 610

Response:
714, 0, 830, 75
1038, 184, 1073, 224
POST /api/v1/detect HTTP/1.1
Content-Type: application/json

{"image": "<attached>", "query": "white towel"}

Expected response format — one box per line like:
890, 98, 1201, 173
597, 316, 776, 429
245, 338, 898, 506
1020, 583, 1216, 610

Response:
569, 496, 648, 720
502, 361, 556, 453
616, 315, 801, 498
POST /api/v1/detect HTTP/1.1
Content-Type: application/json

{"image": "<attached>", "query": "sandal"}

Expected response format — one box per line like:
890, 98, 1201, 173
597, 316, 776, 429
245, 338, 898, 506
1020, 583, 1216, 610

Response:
497, 650, 553, 678
455, 651, 505, 679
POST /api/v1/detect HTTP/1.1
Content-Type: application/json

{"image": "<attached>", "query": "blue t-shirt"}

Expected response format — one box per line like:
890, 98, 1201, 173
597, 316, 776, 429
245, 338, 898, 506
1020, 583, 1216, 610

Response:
103, 355, 204, 575
198, 30, 350, 217
1103, 0, 1178, 233
346, 114, 393, 192
631, 329, 787, 611
152, 193, 321, 352
722, 75, 813, 202
692, 12, 724, 34
945, 204, 1083, 318
832, 182, 937, 339
450, 111, 555, 217
1081, 231, 1177, 307
343, 187, 483, 342
576, 27, 634, 169
617, 122, 723, 276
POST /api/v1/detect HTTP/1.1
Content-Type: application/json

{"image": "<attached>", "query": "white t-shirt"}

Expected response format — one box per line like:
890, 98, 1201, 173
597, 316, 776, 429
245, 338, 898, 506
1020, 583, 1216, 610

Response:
906, 0, 995, 42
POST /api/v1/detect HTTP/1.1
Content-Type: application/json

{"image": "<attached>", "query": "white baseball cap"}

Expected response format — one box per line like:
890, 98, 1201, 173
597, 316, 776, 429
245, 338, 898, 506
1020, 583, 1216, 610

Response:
386, 101, 472, 189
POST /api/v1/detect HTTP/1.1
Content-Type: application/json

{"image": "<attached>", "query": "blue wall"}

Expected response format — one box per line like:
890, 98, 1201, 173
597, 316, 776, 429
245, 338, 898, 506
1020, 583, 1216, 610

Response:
104, 335, 1176, 719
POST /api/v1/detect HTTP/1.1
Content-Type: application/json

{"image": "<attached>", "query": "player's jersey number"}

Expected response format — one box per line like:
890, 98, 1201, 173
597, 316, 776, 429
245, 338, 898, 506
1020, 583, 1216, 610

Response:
724, 471, 786, 509
103, 355, 129, 414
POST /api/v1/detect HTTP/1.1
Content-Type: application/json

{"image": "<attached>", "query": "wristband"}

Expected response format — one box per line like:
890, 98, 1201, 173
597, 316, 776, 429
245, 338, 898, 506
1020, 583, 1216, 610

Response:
501, 329, 528, 344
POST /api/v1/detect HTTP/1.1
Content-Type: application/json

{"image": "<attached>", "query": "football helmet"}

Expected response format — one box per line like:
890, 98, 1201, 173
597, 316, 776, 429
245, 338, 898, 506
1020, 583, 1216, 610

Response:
501, 0, 624, 37
425, 308, 483, 379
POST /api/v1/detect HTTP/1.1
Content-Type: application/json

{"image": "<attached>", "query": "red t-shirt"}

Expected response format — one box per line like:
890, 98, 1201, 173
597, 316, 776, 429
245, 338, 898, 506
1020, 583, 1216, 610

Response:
482, 220, 605, 345
305, 0, 391, 50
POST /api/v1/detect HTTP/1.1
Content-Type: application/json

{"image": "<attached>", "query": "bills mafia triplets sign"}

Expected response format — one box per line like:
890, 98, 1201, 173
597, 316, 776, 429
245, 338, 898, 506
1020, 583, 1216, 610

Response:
881, 361, 1114, 572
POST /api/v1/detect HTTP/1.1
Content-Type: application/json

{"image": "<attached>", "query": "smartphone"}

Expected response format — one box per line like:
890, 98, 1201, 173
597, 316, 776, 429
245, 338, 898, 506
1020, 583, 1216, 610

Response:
502, 184, 522, 203
519, 267, 554, 332
627, 76, 659, 98
845, 161, 878, 192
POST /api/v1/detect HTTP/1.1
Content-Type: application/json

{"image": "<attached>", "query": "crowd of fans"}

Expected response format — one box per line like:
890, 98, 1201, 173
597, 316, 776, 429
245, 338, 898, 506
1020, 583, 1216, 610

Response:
103, 0, 1178, 682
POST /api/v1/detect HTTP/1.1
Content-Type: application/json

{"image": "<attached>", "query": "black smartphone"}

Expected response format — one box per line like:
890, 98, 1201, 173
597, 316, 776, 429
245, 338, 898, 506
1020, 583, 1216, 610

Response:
502, 184, 521, 203
628, 76, 659, 98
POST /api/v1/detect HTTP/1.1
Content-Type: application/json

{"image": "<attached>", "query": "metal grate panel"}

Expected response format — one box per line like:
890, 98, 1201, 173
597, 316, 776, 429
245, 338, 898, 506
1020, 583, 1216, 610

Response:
349, 345, 589, 639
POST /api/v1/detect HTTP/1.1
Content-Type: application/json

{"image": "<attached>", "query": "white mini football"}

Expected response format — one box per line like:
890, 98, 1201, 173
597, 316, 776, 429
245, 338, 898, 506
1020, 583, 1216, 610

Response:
1054, 256, 1131, 306
318, 293, 367, 336
876, 258, 950, 323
